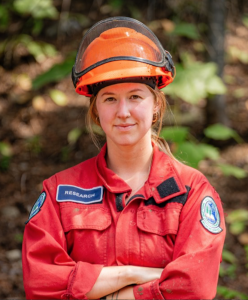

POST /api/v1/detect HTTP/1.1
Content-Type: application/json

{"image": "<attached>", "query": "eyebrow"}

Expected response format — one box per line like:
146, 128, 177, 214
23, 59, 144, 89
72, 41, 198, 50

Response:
100, 89, 145, 97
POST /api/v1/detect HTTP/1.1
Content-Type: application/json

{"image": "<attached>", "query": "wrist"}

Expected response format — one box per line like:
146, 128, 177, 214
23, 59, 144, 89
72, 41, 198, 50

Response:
125, 265, 137, 285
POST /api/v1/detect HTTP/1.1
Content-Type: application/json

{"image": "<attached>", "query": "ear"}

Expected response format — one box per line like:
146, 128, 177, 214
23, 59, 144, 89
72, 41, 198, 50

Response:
153, 98, 161, 114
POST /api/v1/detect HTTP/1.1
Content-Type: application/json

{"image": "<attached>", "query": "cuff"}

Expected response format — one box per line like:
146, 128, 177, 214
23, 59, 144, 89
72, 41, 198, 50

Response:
63, 261, 104, 299
133, 279, 164, 300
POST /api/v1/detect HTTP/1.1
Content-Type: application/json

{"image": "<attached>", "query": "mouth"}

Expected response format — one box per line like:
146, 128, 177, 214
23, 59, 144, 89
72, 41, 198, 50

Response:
114, 124, 136, 130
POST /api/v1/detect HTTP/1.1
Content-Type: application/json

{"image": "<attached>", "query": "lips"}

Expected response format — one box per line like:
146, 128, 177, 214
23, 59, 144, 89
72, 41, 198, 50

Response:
114, 123, 136, 131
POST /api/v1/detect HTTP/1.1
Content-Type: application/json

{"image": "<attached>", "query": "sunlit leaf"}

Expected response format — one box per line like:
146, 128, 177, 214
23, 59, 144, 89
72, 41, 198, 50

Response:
226, 209, 248, 223
160, 126, 189, 143
163, 62, 226, 104
175, 142, 205, 168
68, 128, 82, 145
13, 0, 58, 19
218, 163, 247, 179
0, 142, 12, 157
49, 89, 68, 106
222, 249, 237, 264
204, 124, 243, 143
243, 15, 248, 28
197, 144, 219, 160
32, 55, 75, 90
206, 75, 227, 94
239, 51, 248, 64
229, 221, 246, 235
233, 88, 245, 98
227, 46, 248, 64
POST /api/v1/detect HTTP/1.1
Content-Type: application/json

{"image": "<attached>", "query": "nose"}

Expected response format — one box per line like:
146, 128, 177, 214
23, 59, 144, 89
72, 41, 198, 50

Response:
116, 98, 131, 119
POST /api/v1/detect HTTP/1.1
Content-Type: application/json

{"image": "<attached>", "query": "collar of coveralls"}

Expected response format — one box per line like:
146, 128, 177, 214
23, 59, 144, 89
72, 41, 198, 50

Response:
95, 143, 188, 204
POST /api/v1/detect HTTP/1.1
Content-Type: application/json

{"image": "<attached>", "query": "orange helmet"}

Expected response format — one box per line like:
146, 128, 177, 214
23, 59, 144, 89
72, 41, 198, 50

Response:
72, 17, 175, 97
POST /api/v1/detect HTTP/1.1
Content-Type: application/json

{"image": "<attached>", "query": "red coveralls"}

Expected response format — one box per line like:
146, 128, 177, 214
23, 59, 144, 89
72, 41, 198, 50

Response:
22, 144, 226, 299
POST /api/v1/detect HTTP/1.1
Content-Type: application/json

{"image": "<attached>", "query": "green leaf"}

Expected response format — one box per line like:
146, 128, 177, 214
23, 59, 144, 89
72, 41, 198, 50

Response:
243, 15, 248, 28
175, 142, 205, 168
204, 124, 243, 143
227, 46, 248, 64
229, 221, 246, 235
218, 163, 247, 179
108, 0, 123, 9
197, 143, 219, 160
67, 128, 82, 145
233, 88, 245, 98
222, 249, 237, 264
163, 62, 226, 104
171, 22, 200, 39
49, 89, 68, 106
160, 126, 189, 143
13, 0, 58, 19
0, 142, 12, 157
32, 55, 75, 90
206, 75, 227, 94
0, 5, 9, 30
217, 286, 248, 300
226, 209, 248, 224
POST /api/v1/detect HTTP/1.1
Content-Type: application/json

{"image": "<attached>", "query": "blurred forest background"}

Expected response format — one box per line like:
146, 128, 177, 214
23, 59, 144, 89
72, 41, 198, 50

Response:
0, 0, 248, 299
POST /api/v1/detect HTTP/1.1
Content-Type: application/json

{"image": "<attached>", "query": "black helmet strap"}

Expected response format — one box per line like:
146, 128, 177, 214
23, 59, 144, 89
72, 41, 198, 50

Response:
90, 77, 156, 96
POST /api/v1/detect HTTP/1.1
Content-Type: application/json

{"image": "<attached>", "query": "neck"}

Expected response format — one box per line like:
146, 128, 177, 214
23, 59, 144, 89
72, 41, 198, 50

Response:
106, 136, 153, 181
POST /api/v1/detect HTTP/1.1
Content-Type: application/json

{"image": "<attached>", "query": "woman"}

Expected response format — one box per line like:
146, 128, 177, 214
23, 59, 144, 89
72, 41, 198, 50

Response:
22, 17, 225, 299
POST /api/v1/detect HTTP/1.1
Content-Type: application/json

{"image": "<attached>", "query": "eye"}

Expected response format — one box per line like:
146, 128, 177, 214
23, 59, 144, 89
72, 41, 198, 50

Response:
104, 97, 116, 102
130, 94, 141, 100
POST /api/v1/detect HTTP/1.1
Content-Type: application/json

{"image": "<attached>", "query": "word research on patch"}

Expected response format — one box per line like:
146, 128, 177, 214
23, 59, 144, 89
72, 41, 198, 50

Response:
200, 196, 222, 234
56, 185, 103, 204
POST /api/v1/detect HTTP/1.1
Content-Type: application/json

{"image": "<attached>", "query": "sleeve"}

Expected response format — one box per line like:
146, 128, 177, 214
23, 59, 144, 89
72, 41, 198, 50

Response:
22, 176, 104, 299
133, 178, 226, 300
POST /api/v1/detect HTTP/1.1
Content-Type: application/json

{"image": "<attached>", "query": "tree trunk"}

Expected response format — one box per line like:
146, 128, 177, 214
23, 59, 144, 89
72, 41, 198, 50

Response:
206, 0, 229, 125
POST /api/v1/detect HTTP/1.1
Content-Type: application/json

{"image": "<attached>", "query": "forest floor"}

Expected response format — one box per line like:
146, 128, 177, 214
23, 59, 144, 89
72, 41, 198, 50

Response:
1, 7, 248, 300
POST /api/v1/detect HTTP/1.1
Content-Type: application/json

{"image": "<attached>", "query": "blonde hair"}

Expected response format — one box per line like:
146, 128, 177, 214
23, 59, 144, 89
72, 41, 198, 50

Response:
86, 85, 175, 159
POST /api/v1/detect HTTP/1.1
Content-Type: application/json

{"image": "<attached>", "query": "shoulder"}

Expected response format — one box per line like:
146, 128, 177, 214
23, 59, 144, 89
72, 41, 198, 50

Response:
168, 156, 209, 187
44, 156, 98, 187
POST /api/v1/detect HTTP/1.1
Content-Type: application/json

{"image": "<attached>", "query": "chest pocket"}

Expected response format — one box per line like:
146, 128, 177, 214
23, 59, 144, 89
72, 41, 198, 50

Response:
136, 203, 182, 268
60, 204, 111, 264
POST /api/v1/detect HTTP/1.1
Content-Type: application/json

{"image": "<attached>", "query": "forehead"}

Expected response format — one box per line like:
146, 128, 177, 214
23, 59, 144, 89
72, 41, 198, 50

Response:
98, 82, 152, 96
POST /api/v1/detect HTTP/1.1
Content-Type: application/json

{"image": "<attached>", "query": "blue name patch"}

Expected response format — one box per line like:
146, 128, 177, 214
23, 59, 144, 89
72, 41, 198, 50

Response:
56, 185, 103, 204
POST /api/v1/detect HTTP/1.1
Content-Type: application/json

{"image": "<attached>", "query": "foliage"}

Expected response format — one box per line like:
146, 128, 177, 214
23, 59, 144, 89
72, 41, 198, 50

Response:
0, 142, 13, 171
0, 4, 9, 31
243, 15, 248, 28
226, 209, 248, 235
218, 164, 247, 179
204, 123, 243, 143
160, 125, 247, 178
227, 46, 248, 64
170, 22, 199, 39
13, 0, 58, 19
26, 136, 42, 154
163, 60, 226, 104
68, 128, 82, 145
217, 286, 248, 300
49, 89, 68, 106
32, 54, 75, 89
0, 34, 57, 63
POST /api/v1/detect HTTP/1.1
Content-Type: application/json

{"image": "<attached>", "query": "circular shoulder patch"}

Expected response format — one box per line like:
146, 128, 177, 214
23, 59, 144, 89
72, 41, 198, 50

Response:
26, 192, 46, 223
200, 196, 222, 234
